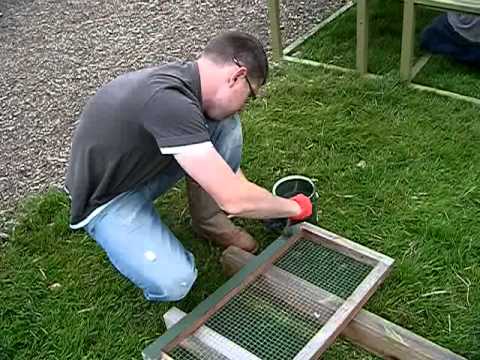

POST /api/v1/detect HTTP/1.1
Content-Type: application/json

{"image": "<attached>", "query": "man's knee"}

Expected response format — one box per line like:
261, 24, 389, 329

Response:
143, 263, 198, 302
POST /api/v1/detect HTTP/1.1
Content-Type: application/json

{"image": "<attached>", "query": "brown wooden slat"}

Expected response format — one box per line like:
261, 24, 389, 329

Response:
293, 261, 392, 359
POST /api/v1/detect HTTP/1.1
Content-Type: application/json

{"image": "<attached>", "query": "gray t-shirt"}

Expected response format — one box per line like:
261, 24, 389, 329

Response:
66, 61, 210, 227
448, 12, 480, 43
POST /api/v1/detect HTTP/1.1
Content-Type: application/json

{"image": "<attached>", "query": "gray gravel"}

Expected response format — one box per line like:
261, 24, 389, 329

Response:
0, 0, 346, 230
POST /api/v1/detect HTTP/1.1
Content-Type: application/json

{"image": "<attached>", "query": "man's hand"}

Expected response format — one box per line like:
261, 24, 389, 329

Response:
263, 194, 313, 232
288, 194, 312, 222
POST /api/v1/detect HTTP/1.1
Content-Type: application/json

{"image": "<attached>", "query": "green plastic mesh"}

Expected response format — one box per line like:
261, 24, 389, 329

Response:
168, 238, 374, 359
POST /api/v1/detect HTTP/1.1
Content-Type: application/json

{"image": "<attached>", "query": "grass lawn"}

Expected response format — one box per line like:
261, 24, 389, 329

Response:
2, 62, 480, 358
297, 0, 480, 99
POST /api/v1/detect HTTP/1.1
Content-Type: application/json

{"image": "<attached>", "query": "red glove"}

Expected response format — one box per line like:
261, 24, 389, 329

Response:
289, 194, 313, 222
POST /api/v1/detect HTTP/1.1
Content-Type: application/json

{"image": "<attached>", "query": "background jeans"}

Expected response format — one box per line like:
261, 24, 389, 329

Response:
421, 14, 480, 69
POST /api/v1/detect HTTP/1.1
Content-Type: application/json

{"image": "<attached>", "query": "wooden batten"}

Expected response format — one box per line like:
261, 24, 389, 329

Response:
163, 307, 261, 360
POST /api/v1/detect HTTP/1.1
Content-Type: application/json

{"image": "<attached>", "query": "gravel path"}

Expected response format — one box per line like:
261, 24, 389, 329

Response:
0, 0, 346, 228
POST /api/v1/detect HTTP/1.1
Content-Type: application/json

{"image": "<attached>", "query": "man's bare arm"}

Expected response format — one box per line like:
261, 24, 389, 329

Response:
174, 148, 300, 219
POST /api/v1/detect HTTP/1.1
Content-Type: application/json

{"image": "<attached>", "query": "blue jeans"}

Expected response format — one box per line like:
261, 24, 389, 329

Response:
421, 14, 480, 69
84, 114, 243, 302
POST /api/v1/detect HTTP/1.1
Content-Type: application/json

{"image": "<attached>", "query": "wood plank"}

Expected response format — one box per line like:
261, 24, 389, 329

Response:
293, 262, 392, 359
283, 55, 480, 106
299, 222, 394, 267
411, 54, 432, 80
163, 307, 261, 360
283, 55, 382, 80
221, 246, 466, 360
415, 0, 480, 14
267, 0, 282, 62
142, 232, 301, 360
400, 0, 416, 82
356, 0, 369, 74
409, 83, 480, 106
160, 353, 175, 360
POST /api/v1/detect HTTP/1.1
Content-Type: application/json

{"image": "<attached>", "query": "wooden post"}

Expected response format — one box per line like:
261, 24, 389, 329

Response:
221, 246, 466, 360
267, 0, 282, 62
356, 0, 369, 74
400, 0, 416, 82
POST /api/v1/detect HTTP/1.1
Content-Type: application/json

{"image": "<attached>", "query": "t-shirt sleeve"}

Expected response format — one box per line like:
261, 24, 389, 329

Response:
142, 88, 211, 149
158, 141, 214, 155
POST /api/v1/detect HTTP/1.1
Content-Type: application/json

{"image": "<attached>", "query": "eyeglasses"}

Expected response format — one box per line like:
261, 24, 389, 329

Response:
232, 56, 256, 99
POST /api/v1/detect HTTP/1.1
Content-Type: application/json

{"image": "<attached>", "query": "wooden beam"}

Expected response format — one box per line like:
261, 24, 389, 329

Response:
400, 0, 416, 82
221, 246, 466, 360
356, 0, 369, 74
283, 55, 480, 106
294, 261, 392, 359
411, 54, 432, 80
267, 0, 282, 62
163, 307, 261, 360
409, 83, 480, 106
283, 55, 382, 80
414, 0, 480, 14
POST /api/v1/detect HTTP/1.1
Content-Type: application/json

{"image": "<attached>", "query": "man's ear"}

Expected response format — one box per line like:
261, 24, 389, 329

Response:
229, 67, 247, 87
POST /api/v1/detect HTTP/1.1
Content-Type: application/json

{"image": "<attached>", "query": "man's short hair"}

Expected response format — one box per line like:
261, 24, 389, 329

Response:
202, 31, 269, 86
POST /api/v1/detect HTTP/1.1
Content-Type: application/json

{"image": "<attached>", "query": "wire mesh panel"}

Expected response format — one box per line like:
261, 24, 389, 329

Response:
144, 224, 393, 360
168, 238, 374, 359
207, 275, 332, 359
275, 238, 373, 299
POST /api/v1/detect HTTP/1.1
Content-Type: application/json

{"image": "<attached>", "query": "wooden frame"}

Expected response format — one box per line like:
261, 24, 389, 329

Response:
282, 2, 356, 57
400, 0, 480, 82
143, 223, 393, 360
222, 246, 467, 360
266, 0, 363, 72
268, 0, 480, 106
266, 0, 355, 63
